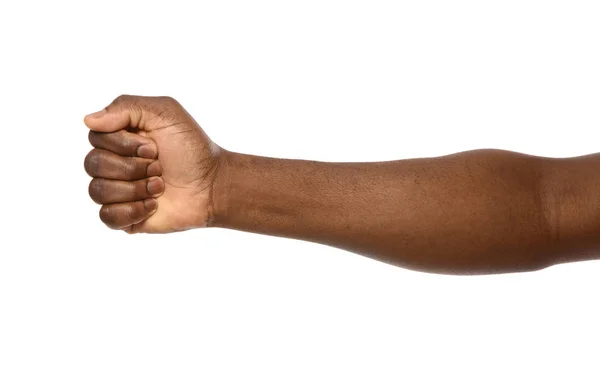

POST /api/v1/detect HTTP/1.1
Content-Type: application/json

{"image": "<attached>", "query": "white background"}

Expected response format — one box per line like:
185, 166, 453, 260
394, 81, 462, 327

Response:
1, 1, 600, 369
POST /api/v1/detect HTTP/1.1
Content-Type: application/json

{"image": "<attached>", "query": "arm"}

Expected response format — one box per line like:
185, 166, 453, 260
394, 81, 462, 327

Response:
211, 149, 555, 274
213, 149, 600, 274
83, 95, 600, 275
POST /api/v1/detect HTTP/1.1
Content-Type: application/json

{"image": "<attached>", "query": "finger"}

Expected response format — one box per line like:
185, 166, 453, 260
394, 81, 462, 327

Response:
84, 95, 145, 132
99, 199, 158, 230
89, 177, 165, 204
84, 148, 162, 180
88, 130, 158, 159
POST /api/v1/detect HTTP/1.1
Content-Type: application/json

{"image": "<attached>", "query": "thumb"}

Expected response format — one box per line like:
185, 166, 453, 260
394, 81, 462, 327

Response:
84, 95, 143, 132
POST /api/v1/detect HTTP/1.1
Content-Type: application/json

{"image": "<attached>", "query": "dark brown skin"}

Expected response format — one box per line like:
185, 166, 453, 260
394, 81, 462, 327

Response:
84, 95, 600, 275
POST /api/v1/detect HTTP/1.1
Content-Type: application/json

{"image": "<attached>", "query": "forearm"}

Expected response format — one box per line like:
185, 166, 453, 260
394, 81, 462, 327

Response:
209, 149, 600, 274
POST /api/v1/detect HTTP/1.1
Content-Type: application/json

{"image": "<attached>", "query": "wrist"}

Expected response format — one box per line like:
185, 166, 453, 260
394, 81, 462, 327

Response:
207, 149, 236, 228
543, 155, 600, 264
208, 150, 284, 230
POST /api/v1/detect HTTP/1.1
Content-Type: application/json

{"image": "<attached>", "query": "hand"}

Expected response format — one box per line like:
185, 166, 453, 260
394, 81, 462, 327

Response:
84, 95, 222, 233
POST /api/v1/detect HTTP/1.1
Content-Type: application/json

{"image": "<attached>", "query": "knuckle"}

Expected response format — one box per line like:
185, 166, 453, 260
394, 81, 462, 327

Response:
84, 149, 100, 176
88, 131, 109, 150
112, 95, 144, 125
146, 97, 182, 121
120, 202, 145, 225
118, 132, 136, 152
123, 158, 143, 179
109, 95, 140, 115
88, 130, 98, 145
88, 178, 105, 204
130, 201, 146, 219
158, 96, 178, 105
113, 94, 134, 106
99, 205, 118, 228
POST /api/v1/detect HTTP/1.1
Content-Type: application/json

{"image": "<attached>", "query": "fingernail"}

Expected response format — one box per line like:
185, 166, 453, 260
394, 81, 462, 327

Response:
137, 144, 157, 159
86, 108, 106, 119
147, 177, 164, 195
144, 198, 158, 211
146, 160, 162, 177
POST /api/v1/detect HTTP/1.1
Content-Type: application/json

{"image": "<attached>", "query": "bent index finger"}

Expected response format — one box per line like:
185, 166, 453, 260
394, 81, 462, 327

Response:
88, 130, 158, 159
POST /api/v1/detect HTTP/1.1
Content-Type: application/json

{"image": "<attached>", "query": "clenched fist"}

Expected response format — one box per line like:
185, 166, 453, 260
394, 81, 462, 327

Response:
84, 95, 222, 233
